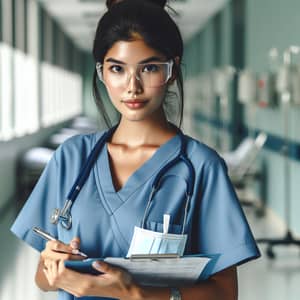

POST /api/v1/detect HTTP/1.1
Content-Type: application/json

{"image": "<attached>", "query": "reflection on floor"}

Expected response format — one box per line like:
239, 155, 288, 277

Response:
1, 204, 299, 300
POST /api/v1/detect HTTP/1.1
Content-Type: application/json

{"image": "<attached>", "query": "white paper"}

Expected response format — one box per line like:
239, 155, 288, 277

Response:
126, 226, 187, 258
104, 256, 211, 286
163, 214, 170, 234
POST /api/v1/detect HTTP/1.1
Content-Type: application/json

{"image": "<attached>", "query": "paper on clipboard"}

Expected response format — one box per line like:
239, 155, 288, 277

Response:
104, 255, 217, 286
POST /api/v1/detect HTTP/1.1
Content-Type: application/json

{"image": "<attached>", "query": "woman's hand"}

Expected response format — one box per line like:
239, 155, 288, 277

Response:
40, 237, 85, 290
38, 238, 140, 299
84, 261, 140, 299
44, 258, 141, 300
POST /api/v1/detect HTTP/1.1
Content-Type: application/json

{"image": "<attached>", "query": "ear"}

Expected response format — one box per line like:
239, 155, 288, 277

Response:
168, 56, 180, 85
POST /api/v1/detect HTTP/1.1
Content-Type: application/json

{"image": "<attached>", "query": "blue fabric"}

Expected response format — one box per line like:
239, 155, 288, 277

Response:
11, 130, 260, 300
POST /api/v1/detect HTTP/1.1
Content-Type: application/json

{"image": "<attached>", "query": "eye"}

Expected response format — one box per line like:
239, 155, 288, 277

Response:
142, 64, 160, 73
109, 65, 124, 73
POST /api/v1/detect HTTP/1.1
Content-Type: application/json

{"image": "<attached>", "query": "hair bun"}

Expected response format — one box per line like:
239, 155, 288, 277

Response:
106, 0, 167, 10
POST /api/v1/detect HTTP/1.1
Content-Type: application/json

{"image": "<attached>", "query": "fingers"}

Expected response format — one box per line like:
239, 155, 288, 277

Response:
92, 261, 131, 282
43, 259, 59, 287
41, 238, 84, 262
70, 237, 80, 250
41, 241, 72, 261
48, 240, 73, 253
92, 261, 108, 273
69, 237, 86, 259
47, 237, 81, 254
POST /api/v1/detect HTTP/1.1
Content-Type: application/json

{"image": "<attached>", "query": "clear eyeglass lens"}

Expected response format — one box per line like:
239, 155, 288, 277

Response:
96, 61, 173, 88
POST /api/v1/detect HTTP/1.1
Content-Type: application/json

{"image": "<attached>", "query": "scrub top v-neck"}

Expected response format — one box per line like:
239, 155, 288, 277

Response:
94, 132, 182, 212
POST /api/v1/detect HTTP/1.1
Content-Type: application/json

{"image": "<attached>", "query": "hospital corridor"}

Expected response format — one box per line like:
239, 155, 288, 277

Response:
1, 0, 300, 299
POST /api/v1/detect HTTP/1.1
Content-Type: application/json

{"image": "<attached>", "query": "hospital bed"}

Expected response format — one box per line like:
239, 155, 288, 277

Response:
16, 116, 98, 203
221, 132, 268, 215
16, 147, 55, 203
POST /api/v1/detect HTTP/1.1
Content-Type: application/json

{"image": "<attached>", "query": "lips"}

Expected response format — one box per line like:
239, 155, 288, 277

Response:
121, 99, 148, 109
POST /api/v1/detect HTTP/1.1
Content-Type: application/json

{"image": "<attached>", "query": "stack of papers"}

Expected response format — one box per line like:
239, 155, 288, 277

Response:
104, 255, 217, 286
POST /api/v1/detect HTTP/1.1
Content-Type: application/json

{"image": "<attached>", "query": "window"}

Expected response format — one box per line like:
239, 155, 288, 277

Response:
41, 62, 82, 127
0, 0, 14, 140
0, 0, 83, 141
0, 43, 14, 140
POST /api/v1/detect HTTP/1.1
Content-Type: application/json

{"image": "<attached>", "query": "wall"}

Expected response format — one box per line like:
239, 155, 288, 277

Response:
245, 0, 300, 233
184, 0, 300, 234
183, 1, 233, 150
82, 54, 99, 121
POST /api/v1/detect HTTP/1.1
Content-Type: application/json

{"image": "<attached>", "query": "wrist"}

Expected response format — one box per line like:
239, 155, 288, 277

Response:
132, 285, 171, 300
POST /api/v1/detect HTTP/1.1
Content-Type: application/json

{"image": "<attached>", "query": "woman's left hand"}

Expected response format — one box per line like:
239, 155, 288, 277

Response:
43, 260, 141, 300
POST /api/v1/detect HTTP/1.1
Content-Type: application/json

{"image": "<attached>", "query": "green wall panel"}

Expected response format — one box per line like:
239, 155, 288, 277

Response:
246, 0, 300, 72
220, 2, 232, 66
245, 0, 300, 235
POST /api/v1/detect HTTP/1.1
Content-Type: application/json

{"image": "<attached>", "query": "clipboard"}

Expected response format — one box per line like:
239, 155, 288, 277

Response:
64, 253, 219, 286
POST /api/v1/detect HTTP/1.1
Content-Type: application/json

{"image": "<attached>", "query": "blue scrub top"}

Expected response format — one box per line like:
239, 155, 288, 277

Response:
11, 129, 260, 300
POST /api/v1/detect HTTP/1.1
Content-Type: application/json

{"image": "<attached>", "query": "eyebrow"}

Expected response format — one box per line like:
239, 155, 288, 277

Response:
105, 56, 166, 64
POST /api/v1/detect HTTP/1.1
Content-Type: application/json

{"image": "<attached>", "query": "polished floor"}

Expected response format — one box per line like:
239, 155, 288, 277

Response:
1, 201, 300, 300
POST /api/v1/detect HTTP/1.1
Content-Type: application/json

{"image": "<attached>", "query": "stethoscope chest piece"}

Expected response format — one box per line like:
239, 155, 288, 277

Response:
50, 208, 72, 230
50, 208, 60, 224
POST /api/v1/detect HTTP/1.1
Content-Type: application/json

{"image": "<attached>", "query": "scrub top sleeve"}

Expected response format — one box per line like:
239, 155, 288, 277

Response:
11, 151, 60, 253
197, 157, 260, 275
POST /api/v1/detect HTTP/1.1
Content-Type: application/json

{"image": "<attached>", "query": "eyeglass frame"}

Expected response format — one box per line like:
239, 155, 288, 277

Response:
95, 59, 174, 88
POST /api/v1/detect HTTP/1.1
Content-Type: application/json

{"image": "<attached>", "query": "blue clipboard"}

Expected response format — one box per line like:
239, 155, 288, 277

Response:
64, 253, 219, 286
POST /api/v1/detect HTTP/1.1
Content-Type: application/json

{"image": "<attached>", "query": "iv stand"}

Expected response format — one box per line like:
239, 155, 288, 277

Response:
256, 46, 300, 258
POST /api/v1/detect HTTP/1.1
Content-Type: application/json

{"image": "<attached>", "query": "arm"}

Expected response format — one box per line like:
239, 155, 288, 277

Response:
137, 266, 237, 300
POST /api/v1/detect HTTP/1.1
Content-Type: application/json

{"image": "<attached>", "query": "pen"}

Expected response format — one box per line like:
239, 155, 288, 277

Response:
32, 226, 88, 258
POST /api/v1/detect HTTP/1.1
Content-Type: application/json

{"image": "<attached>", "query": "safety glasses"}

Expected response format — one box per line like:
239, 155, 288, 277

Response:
96, 60, 174, 88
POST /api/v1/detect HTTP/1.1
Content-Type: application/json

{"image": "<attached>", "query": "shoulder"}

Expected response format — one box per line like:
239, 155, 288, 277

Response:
184, 134, 227, 171
53, 130, 106, 162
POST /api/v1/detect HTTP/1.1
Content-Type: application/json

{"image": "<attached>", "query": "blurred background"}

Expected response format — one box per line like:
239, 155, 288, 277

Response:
1, 0, 300, 299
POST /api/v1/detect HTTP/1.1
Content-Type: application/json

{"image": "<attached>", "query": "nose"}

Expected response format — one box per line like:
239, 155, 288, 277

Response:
127, 71, 143, 94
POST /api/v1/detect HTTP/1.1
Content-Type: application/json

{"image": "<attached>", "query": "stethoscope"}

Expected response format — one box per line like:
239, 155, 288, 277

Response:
50, 126, 195, 233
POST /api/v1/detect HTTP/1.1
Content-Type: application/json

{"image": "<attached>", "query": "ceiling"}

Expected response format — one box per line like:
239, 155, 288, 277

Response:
38, 0, 228, 52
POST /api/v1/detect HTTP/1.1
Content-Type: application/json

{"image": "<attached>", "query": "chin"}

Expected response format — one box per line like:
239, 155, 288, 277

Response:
125, 115, 147, 122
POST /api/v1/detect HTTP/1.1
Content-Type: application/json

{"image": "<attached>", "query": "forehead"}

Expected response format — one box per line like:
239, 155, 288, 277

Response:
104, 39, 166, 64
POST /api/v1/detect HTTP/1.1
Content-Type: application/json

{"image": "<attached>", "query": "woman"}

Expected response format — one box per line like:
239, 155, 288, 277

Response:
11, 0, 260, 299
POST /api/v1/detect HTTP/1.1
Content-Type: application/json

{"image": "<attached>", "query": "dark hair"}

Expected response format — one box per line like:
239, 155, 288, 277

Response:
93, 0, 184, 128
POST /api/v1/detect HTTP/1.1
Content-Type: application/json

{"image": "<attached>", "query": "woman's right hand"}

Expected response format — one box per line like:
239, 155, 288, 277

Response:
41, 237, 83, 263
36, 237, 84, 291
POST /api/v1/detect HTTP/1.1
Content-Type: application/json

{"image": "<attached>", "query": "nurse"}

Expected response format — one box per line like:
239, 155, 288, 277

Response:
11, 0, 260, 299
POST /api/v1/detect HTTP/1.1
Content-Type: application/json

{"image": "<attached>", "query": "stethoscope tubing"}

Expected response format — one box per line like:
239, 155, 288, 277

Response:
141, 137, 195, 234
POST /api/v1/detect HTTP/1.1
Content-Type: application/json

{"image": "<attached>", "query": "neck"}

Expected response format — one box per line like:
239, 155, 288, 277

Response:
111, 114, 177, 147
